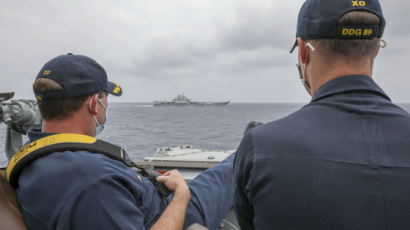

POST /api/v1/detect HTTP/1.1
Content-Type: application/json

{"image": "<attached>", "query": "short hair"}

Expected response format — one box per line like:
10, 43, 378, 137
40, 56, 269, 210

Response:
310, 11, 381, 61
33, 78, 90, 120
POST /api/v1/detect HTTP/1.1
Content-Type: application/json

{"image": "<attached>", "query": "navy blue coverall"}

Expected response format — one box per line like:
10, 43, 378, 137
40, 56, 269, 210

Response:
234, 75, 410, 229
16, 130, 234, 230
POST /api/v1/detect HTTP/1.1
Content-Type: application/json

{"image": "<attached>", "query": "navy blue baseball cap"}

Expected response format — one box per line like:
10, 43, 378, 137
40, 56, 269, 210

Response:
290, 0, 386, 53
35, 53, 122, 101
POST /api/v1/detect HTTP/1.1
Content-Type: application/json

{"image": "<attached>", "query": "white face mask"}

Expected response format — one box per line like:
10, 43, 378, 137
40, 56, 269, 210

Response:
296, 42, 315, 96
296, 63, 311, 96
89, 96, 108, 137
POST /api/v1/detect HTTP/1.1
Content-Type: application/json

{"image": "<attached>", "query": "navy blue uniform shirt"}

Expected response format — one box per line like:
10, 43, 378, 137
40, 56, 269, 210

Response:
16, 130, 235, 230
17, 130, 168, 229
234, 75, 410, 229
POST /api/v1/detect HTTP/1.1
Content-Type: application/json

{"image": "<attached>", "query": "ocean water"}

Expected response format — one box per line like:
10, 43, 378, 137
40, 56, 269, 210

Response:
1, 103, 410, 167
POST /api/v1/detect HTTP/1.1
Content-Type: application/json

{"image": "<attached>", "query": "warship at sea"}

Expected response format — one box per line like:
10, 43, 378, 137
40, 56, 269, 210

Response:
153, 94, 230, 107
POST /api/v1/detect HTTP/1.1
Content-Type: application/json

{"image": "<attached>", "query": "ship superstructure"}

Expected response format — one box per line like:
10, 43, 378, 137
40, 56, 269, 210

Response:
154, 93, 230, 107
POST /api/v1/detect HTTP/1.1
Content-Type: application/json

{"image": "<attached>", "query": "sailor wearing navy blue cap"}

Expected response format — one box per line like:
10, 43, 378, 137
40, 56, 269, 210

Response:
14, 54, 235, 230
234, 0, 410, 229
35, 53, 122, 101
34, 53, 123, 137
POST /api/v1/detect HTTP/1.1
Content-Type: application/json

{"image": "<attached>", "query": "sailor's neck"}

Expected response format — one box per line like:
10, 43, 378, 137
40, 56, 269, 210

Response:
308, 59, 373, 96
42, 113, 94, 137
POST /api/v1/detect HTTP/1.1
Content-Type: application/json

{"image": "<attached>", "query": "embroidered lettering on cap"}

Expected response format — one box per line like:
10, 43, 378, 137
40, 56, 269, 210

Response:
113, 83, 120, 94
341, 27, 374, 37
342, 28, 362, 36
363, 29, 373, 36
352, 1, 366, 7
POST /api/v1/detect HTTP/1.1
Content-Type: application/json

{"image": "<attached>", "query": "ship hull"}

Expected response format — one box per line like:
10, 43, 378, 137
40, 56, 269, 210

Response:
153, 101, 230, 107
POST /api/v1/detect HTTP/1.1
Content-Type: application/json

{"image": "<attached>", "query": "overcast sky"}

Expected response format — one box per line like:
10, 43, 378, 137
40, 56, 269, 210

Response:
0, 0, 408, 103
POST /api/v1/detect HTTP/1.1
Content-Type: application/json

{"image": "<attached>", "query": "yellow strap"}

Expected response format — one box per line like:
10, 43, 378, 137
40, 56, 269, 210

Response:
6, 134, 96, 181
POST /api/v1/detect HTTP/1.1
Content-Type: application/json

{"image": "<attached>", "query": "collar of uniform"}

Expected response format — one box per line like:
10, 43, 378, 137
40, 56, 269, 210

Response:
28, 128, 57, 142
311, 75, 390, 103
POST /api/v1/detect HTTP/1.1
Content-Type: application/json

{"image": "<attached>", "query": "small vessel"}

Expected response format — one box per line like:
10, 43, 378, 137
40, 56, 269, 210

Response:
153, 93, 230, 107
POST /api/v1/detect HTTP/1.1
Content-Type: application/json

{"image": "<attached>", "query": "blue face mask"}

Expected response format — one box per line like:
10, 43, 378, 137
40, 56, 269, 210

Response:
90, 96, 108, 137
95, 118, 106, 136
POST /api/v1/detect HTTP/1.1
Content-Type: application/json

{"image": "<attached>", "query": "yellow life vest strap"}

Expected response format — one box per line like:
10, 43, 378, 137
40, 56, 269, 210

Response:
6, 133, 134, 189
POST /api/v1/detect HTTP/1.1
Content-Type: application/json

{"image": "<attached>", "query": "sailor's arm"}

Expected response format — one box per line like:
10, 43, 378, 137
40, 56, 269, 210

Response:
59, 176, 147, 230
233, 131, 256, 230
150, 170, 190, 230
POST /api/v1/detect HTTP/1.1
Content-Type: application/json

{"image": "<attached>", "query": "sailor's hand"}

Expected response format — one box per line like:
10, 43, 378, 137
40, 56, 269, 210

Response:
157, 170, 190, 198
150, 170, 190, 230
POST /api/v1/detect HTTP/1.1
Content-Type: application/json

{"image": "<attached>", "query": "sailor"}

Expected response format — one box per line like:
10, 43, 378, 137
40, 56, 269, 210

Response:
13, 54, 234, 230
234, 0, 410, 229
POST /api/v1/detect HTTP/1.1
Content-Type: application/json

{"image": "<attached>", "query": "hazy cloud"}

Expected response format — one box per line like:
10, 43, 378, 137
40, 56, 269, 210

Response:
0, 0, 408, 103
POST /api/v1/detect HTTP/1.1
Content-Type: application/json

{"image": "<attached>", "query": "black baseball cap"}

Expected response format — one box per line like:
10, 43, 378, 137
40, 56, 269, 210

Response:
35, 53, 122, 101
290, 0, 386, 53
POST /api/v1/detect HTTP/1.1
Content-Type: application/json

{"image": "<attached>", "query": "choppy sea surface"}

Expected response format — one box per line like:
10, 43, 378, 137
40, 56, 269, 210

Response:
1, 103, 410, 167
